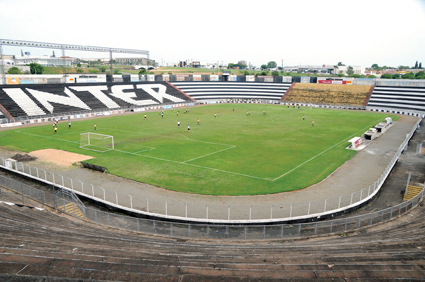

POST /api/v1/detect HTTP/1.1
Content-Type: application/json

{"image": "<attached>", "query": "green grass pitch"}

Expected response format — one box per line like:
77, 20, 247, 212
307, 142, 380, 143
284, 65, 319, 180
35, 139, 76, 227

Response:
0, 104, 399, 195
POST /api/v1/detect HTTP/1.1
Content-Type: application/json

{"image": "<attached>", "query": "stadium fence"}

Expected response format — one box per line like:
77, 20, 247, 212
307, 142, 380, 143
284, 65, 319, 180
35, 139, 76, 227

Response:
0, 173, 423, 240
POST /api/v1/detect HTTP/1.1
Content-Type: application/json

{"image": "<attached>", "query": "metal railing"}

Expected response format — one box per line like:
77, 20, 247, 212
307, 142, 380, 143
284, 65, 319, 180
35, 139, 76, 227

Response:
54, 188, 86, 217
1, 172, 423, 240
0, 175, 46, 209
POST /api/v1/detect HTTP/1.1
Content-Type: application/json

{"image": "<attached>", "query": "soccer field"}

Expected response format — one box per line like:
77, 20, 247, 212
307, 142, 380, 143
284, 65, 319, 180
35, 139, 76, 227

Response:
0, 104, 399, 195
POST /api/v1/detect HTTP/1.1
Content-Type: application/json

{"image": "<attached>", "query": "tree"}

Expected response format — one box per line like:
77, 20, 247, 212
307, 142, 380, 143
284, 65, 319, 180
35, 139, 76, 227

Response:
99, 66, 106, 73
414, 61, 418, 69
368, 75, 377, 78
380, 73, 393, 79
392, 74, 401, 79
402, 72, 415, 79
243, 70, 250, 75
337, 62, 345, 66
76, 68, 84, 73
138, 68, 146, 75
419, 62, 423, 69
337, 71, 345, 77
77, 62, 81, 68
398, 65, 409, 70
260, 64, 267, 70
271, 70, 279, 76
7, 67, 22, 74
237, 60, 247, 69
113, 69, 121, 74
267, 61, 277, 69
346, 66, 354, 76
415, 71, 425, 79
228, 63, 237, 69
29, 63, 44, 74
371, 64, 379, 69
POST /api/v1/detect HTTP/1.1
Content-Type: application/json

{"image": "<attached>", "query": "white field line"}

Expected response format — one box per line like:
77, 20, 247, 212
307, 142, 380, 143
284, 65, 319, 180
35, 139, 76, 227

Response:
182, 145, 236, 163
271, 118, 387, 181
103, 127, 235, 146
15, 130, 80, 144
133, 147, 156, 154
113, 148, 268, 181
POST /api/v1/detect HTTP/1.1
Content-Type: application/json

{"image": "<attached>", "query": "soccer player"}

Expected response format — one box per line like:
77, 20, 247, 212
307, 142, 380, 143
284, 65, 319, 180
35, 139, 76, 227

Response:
144, 114, 147, 119
68, 121, 71, 129
177, 121, 180, 127
312, 120, 314, 127
197, 119, 200, 125
187, 125, 190, 132
161, 113, 164, 118
214, 113, 217, 118
54, 126, 57, 134
233, 107, 235, 112
94, 123, 97, 131
303, 115, 305, 120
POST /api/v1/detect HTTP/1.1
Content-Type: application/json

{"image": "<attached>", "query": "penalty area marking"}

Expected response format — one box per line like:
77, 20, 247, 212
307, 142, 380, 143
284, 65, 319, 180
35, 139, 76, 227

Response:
271, 118, 388, 181
15, 130, 80, 145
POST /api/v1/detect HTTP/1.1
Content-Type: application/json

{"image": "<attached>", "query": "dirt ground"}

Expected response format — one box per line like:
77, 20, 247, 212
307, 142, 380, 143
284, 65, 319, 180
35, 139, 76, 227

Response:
27, 149, 94, 167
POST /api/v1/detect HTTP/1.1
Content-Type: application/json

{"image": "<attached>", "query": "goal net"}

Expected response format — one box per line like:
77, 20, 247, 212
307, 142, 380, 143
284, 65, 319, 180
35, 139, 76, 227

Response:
79, 132, 114, 153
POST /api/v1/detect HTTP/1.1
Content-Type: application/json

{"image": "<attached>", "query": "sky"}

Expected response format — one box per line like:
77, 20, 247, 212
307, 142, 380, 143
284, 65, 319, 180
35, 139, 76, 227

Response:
1, 0, 425, 68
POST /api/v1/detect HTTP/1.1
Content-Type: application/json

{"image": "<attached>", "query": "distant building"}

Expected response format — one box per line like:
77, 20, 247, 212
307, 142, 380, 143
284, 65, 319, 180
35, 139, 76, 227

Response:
283, 64, 366, 75
113, 57, 154, 65
283, 65, 335, 74
1, 55, 29, 73
334, 65, 365, 76
14, 55, 72, 67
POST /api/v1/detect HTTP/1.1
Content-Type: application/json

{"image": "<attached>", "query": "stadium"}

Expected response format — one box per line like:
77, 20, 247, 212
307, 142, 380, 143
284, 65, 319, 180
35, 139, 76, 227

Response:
0, 40, 425, 281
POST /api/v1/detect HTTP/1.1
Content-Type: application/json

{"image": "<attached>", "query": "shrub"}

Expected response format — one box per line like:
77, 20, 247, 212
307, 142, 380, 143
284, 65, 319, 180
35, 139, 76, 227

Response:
7, 67, 22, 74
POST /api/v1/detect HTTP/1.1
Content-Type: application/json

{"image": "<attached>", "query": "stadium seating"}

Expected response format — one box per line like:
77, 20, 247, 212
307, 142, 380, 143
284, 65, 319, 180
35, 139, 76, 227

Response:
283, 83, 372, 106
0, 199, 424, 281
0, 83, 193, 119
367, 85, 425, 112
172, 82, 292, 101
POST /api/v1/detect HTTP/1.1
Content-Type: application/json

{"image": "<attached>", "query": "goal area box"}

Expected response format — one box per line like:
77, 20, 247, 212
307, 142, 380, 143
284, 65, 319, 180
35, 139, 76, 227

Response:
80, 132, 114, 153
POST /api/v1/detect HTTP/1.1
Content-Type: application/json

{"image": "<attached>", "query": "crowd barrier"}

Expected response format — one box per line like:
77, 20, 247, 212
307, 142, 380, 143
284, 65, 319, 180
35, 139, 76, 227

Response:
1, 172, 423, 240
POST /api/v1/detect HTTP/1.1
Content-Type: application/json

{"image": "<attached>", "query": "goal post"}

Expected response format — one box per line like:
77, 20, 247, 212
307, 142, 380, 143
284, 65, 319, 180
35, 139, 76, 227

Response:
79, 132, 114, 153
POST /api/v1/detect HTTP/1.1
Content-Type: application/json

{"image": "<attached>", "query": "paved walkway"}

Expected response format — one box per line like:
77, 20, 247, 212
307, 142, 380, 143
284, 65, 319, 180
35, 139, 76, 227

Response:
0, 114, 421, 221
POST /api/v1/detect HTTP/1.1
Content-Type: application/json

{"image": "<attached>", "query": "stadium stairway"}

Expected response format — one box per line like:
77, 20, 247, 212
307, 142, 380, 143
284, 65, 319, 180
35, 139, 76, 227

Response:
404, 185, 424, 201
57, 202, 86, 220
0, 197, 424, 281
